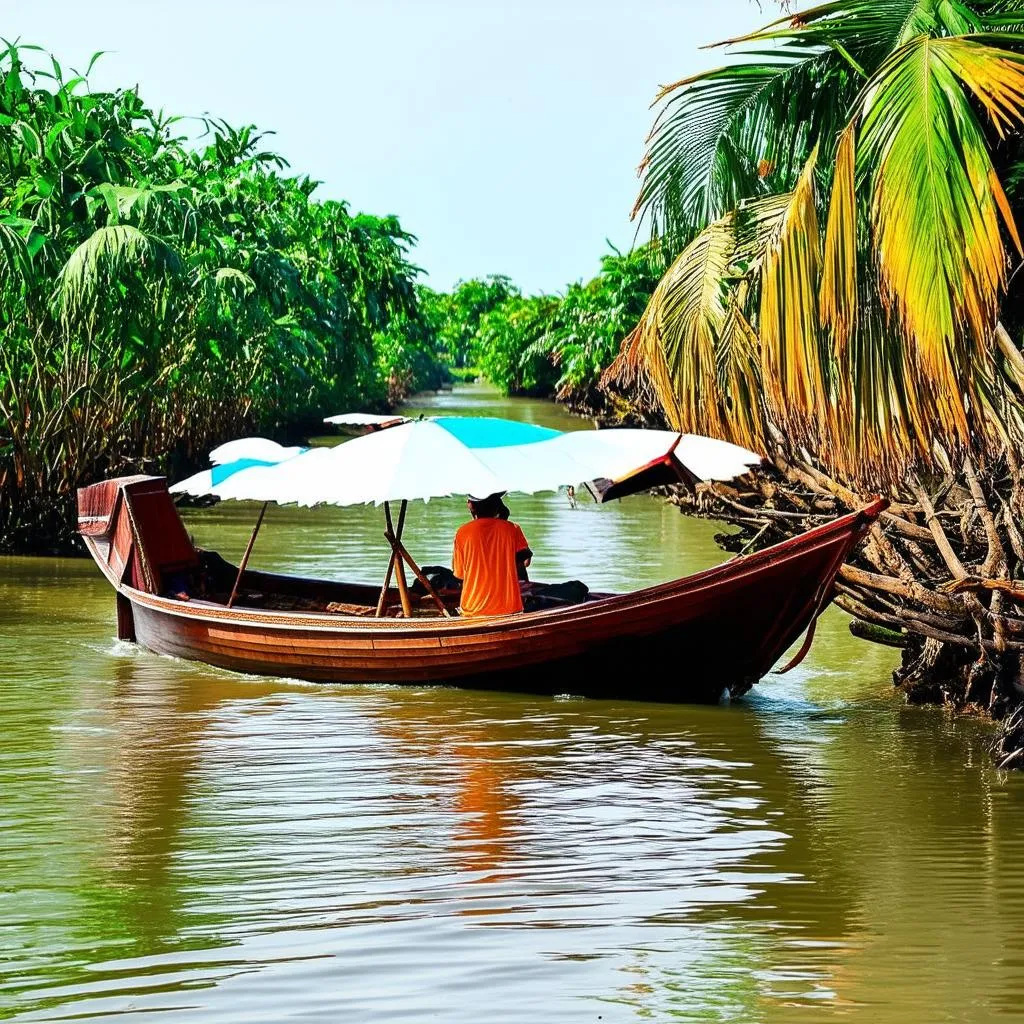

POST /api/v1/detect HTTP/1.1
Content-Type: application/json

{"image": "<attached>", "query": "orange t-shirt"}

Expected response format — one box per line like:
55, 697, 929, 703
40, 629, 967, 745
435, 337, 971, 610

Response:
452, 518, 530, 617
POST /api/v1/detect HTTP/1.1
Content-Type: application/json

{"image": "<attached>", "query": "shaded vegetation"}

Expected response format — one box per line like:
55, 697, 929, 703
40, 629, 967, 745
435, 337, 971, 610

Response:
0, 43, 668, 556
422, 246, 666, 414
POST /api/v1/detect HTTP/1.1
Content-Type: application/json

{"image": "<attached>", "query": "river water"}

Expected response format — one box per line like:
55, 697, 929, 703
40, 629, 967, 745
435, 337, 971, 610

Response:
3, 385, 1024, 1023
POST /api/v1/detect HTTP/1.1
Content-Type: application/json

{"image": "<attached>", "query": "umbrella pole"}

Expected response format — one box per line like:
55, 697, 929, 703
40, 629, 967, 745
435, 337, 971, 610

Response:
394, 541, 452, 618
375, 500, 407, 617
227, 502, 268, 609
384, 501, 413, 618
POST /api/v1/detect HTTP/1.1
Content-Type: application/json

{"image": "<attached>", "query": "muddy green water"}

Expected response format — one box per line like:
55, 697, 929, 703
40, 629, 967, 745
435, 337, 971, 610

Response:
3, 385, 1024, 1023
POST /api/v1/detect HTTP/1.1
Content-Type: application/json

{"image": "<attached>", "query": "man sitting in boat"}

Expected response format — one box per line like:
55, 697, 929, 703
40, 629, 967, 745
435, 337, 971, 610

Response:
452, 492, 533, 617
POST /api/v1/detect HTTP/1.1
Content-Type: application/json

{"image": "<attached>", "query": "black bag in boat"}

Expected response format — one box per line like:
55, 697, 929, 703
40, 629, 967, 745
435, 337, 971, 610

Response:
412, 566, 462, 595
412, 568, 589, 612
521, 580, 590, 612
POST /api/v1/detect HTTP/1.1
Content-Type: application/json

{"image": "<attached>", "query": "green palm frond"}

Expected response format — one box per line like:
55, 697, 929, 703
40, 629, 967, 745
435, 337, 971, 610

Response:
0, 222, 31, 289
58, 225, 182, 332
633, 49, 843, 243
721, 0, 981, 58
635, 0, 1001, 251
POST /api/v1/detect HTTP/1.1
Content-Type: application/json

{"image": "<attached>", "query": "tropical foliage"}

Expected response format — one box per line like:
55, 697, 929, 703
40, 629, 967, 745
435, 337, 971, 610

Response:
425, 247, 665, 409
0, 43, 441, 552
419, 275, 518, 368
536, 245, 666, 409
615, 0, 1024, 761
620, 0, 1024, 485
473, 294, 560, 397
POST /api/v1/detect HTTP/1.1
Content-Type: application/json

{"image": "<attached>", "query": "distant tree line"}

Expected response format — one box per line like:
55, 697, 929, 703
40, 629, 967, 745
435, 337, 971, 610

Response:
418, 244, 667, 415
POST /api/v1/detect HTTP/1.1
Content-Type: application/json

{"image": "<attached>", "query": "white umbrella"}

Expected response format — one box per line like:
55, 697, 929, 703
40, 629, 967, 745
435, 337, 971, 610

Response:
323, 412, 408, 429
171, 419, 761, 506
169, 438, 307, 499
194, 420, 505, 505
169, 417, 762, 617
208, 438, 305, 465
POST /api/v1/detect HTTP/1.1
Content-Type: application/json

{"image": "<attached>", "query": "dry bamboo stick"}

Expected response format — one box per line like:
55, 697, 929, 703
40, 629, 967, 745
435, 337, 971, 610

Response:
838, 563, 963, 615
227, 502, 268, 609
908, 479, 970, 580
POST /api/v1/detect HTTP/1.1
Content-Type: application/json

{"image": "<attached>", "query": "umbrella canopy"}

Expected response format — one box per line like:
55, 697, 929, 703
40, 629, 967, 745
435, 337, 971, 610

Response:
176, 438, 307, 495
170, 417, 761, 506
209, 438, 306, 465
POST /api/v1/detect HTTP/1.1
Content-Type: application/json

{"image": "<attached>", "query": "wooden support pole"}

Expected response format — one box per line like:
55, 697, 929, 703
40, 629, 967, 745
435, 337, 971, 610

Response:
393, 539, 452, 617
227, 502, 268, 609
375, 549, 399, 618
375, 500, 407, 617
385, 501, 412, 618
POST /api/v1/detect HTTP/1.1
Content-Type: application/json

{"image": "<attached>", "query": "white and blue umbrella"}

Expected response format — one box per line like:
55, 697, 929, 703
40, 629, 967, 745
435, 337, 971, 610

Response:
171, 438, 307, 497
170, 417, 761, 507
323, 412, 408, 430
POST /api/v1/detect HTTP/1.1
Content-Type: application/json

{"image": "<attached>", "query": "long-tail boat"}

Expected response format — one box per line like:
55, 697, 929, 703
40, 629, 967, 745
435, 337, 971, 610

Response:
77, 474, 885, 701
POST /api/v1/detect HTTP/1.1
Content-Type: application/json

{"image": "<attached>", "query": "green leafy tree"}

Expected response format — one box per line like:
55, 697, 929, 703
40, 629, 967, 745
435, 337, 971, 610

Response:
473, 295, 560, 396
539, 245, 665, 408
419, 275, 518, 367
0, 44, 438, 552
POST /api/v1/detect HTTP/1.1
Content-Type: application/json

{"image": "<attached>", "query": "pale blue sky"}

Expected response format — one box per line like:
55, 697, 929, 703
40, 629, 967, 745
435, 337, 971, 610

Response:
6, 0, 761, 293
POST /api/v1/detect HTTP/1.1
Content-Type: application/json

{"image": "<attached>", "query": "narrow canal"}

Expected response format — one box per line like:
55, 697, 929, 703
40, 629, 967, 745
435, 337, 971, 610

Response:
2, 385, 1023, 1022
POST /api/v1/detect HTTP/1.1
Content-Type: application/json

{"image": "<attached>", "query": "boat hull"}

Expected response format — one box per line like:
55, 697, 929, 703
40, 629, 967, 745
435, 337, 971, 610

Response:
77, 477, 885, 701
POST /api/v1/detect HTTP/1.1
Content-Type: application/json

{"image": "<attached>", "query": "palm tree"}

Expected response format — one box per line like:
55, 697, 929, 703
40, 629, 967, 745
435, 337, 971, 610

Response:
613, 1, 1024, 764
622, 0, 1024, 479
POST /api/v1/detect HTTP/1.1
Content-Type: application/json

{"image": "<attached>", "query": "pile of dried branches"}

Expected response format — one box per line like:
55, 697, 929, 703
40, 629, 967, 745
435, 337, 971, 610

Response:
675, 437, 1024, 769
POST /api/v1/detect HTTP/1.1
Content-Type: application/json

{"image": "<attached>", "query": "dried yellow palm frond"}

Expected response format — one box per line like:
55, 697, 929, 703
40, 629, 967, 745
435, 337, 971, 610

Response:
602, 323, 646, 392
601, 324, 660, 416
831, 296, 929, 485
940, 37, 1024, 147
820, 123, 858, 353
622, 214, 744, 442
758, 148, 831, 448
716, 304, 766, 455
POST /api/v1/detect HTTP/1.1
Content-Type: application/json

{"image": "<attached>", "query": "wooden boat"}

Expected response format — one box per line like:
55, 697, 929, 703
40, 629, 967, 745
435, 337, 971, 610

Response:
77, 475, 886, 701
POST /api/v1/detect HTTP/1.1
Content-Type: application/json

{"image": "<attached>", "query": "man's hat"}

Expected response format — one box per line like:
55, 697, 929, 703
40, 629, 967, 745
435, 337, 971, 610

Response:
467, 492, 508, 516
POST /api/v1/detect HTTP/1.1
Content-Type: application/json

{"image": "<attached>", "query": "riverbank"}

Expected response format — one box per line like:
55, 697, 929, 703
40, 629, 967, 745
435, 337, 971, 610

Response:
662, 449, 1024, 770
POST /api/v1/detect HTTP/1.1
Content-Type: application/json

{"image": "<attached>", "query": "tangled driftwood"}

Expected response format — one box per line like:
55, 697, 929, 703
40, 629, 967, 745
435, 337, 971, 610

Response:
673, 444, 1024, 769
